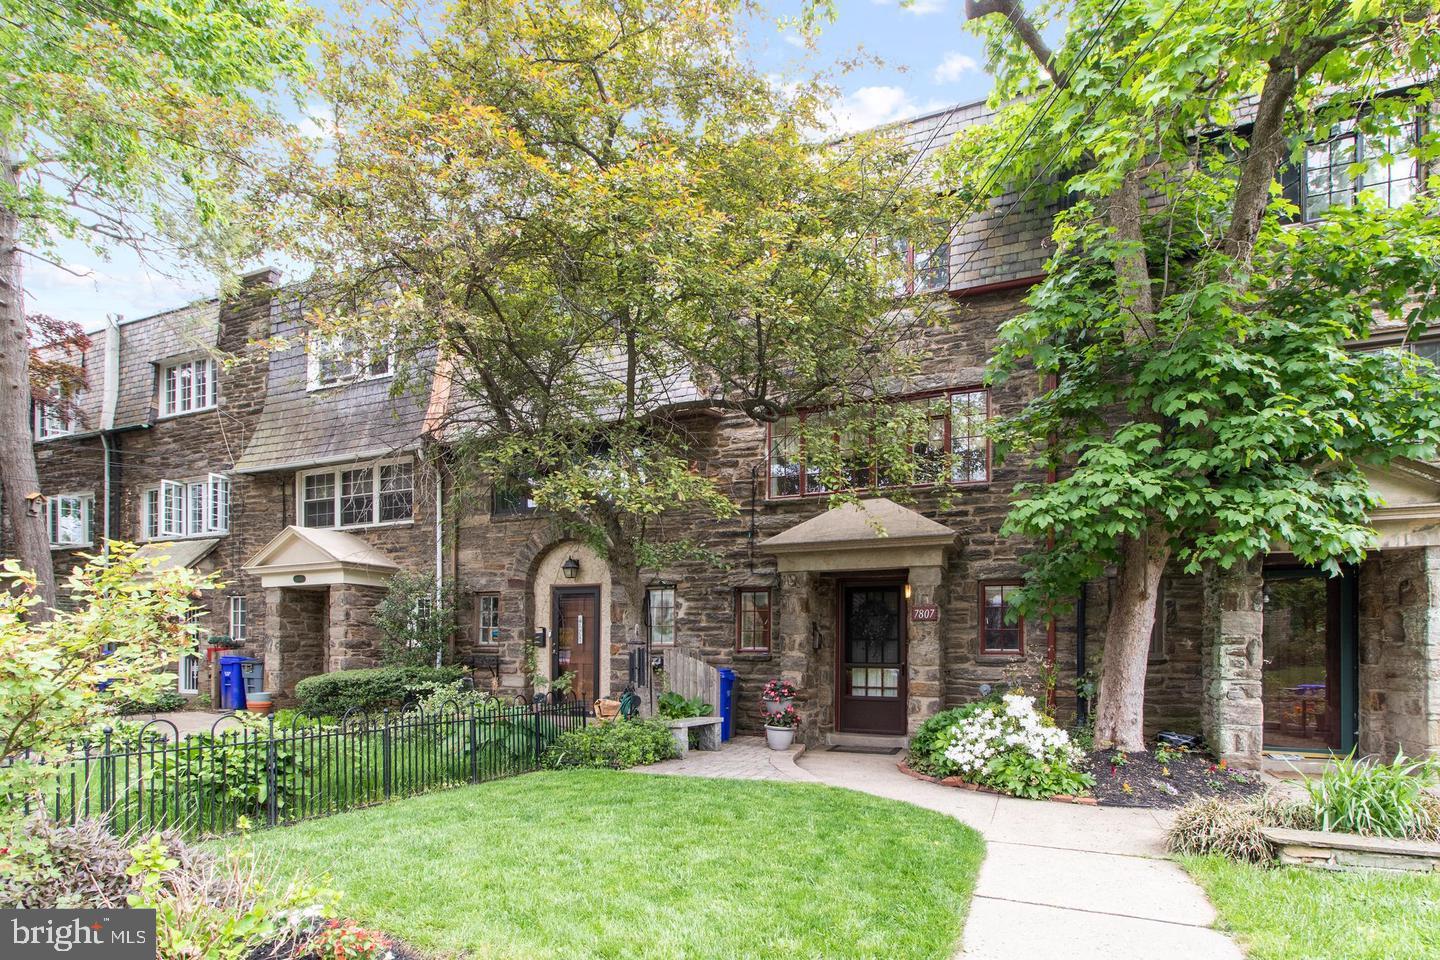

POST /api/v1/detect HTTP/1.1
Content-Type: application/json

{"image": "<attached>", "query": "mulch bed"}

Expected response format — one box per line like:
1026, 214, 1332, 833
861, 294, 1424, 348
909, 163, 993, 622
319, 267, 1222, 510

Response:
1083, 748, 1264, 808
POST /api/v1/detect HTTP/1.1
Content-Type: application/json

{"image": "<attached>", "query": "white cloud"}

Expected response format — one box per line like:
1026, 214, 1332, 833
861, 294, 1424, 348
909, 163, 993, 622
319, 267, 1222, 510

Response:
871, 0, 948, 14
781, 29, 808, 49
824, 86, 949, 135
933, 51, 979, 83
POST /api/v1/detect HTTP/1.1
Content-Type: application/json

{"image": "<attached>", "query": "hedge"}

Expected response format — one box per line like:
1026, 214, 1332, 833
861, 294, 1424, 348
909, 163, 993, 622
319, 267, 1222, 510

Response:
293, 665, 465, 716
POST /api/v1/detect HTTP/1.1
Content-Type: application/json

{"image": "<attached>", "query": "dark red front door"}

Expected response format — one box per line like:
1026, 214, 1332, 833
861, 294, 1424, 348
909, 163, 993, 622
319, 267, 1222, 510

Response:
837, 583, 907, 735
553, 587, 601, 704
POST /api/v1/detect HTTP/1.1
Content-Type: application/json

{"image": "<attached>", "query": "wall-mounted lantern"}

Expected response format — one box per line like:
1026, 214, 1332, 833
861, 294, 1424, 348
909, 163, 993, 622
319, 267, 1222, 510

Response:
561, 557, 581, 580
532, 627, 548, 647
904, 583, 912, 600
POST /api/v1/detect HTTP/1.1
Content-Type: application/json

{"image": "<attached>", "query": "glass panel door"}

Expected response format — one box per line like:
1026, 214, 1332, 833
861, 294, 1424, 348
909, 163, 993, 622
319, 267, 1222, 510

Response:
1262, 570, 1354, 753
838, 584, 906, 735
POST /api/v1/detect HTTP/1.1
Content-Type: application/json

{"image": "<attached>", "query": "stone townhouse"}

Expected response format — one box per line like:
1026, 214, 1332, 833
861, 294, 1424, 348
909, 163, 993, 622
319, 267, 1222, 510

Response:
13, 95, 1440, 767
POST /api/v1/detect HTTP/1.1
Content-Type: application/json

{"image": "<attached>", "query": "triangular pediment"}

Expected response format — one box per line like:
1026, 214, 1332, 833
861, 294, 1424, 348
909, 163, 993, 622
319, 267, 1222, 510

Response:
1362, 458, 1440, 510
243, 525, 399, 584
761, 497, 956, 552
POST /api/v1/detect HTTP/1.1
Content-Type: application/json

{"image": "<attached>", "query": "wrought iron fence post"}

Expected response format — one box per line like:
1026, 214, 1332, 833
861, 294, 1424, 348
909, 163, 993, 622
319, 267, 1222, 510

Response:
468, 708, 479, 784
100, 727, 114, 824
265, 713, 278, 827
382, 709, 393, 799
531, 704, 542, 767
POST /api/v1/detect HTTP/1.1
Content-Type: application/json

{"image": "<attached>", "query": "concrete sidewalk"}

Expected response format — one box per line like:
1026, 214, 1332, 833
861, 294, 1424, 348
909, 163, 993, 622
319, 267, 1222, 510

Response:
796, 750, 1244, 960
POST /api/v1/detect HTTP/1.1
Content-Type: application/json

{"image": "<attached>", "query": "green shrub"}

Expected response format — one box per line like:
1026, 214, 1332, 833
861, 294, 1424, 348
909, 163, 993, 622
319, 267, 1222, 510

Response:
294, 665, 464, 716
543, 719, 677, 769
1301, 752, 1440, 839
907, 703, 986, 777
0, 817, 136, 908
656, 691, 712, 720
110, 691, 188, 716
984, 751, 1095, 800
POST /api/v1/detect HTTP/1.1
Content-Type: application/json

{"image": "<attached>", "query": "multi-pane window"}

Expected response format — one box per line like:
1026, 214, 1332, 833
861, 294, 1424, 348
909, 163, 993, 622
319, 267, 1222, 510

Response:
146, 475, 230, 538
888, 233, 951, 296
474, 593, 501, 644
767, 387, 990, 498
646, 586, 676, 647
160, 358, 217, 417
1281, 120, 1420, 223
229, 595, 248, 642
34, 386, 78, 440
47, 494, 93, 547
735, 588, 772, 653
298, 459, 414, 529
979, 582, 1023, 655
307, 331, 392, 389
491, 476, 537, 516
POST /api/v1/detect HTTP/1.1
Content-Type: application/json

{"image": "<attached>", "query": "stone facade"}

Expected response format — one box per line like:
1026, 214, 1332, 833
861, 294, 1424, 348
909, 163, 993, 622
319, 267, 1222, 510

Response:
1358, 548, 1440, 757
1200, 559, 1265, 768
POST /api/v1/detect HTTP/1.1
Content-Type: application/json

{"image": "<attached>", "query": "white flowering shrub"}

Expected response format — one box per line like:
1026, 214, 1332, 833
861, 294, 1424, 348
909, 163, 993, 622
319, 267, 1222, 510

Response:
939, 694, 1093, 799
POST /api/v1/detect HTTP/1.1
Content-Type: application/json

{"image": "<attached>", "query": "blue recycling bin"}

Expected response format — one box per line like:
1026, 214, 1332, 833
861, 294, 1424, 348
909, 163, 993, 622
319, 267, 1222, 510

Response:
718, 667, 737, 741
219, 655, 256, 711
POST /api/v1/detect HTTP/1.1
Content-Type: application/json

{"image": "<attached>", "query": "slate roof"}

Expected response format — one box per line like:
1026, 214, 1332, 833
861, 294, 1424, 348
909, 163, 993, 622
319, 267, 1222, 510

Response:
112, 302, 221, 428
232, 298, 432, 474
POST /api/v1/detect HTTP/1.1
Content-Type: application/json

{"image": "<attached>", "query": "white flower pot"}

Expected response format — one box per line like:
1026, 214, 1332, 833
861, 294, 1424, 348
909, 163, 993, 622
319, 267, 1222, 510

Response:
765, 726, 795, 751
763, 697, 794, 715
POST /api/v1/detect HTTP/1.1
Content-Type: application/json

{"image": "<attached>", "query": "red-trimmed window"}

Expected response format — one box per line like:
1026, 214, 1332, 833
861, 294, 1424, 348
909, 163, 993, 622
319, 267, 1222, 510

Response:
979, 582, 1023, 655
766, 387, 990, 498
735, 588, 772, 653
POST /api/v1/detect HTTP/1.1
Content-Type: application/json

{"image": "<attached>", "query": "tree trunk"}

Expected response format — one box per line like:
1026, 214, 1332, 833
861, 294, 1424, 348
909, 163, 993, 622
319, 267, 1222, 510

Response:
0, 145, 55, 612
1093, 524, 1170, 751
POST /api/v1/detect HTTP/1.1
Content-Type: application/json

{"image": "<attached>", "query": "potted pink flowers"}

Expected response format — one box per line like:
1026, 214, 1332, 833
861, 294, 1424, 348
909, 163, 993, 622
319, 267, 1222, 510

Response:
761, 678, 797, 716
764, 703, 799, 750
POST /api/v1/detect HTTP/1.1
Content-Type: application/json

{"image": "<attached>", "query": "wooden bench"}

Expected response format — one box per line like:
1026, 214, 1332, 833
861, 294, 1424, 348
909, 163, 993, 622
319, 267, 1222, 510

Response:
664, 716, 723, 755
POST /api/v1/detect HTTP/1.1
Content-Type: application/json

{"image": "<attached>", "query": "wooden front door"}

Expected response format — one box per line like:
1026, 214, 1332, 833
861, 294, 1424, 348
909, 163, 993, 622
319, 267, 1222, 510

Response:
553, 587, 601, 704
837, 583, 908, 735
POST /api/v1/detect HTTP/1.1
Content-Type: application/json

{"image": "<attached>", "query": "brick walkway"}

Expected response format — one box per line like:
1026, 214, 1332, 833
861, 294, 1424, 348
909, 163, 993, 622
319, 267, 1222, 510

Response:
637, 736, 821, 782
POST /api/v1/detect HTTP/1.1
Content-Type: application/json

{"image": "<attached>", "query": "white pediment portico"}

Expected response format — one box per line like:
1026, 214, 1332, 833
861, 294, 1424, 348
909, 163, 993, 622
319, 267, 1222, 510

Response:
1363, 458, 1440, 549
760, 497, 956, 573
242, 525, 400, 589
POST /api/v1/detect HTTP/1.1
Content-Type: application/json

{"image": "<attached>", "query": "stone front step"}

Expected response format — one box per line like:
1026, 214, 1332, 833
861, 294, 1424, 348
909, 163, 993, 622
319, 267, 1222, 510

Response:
825, 731, 909, 750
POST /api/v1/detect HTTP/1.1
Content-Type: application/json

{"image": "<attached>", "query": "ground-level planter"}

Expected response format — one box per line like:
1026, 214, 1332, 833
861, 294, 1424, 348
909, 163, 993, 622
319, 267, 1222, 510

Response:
1262, 827, 1440, 873
765, 726, 796, 751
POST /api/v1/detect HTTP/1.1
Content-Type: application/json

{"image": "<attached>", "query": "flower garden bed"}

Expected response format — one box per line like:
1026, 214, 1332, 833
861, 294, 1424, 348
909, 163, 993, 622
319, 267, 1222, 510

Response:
896, 758, 1100, 804
1083, 747, 1263, 808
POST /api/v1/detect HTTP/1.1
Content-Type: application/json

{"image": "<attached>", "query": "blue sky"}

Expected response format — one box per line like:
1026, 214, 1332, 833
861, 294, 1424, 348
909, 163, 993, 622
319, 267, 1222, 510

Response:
29, 0, 994, 331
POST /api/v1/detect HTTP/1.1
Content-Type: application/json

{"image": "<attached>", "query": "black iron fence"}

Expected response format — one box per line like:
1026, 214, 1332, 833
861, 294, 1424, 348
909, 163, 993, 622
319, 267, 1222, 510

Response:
31, 698, 588, 839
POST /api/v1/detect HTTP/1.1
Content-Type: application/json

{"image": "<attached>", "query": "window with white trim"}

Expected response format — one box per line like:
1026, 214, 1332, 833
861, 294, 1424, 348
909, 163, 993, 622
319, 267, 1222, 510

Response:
34, 386, 79, 440
160, 358, 217, 417
646, 586, 676, 647
306, 331, 393, 390
145, 474, 230, 538
47, 494, 93, 547
474, 593, 501, 644
298, 459, 413, 529
178, 653, 201, 695
229, 595, 248, 641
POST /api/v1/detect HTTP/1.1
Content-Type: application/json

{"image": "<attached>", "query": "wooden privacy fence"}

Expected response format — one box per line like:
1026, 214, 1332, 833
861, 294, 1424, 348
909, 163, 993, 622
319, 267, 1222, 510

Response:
662, 649, 721, 708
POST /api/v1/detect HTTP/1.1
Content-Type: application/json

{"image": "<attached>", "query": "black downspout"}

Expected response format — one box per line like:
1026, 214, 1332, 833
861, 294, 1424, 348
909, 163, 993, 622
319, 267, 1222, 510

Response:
1075, 588, 1089, 724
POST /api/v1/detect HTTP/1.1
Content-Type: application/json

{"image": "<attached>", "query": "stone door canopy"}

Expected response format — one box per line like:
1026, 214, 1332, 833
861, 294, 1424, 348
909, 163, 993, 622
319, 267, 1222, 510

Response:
759, 497, 956, 572
242, 525, 399, 589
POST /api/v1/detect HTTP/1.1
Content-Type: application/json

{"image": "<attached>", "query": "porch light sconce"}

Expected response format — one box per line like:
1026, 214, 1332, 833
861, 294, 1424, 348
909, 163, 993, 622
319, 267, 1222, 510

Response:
532, 627, 548, 648
561, 557, 581, 580
904, 583, 912, 600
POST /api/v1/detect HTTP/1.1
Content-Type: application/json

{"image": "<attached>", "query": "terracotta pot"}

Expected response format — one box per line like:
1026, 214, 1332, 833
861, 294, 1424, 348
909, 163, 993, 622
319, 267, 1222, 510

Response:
765, 725, 795, 751
247, 701, 272, 715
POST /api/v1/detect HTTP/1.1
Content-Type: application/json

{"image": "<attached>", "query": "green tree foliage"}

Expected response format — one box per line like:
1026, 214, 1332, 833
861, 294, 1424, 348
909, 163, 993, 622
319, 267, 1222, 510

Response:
0, 0, 313, 606
950, 0, 1440, 748
0, 545, 215, 819
252, 0, 951, 643
372, 571, 459, 667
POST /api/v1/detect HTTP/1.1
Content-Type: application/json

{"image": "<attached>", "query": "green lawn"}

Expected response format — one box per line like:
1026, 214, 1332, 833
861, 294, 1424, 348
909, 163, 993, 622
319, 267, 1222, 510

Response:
1184, 855, 1440, 960
238, 770, 984, 960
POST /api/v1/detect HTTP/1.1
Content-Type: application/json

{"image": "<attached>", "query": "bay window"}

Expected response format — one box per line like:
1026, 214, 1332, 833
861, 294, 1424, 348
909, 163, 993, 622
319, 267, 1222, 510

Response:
767, 387, 990, 498
299, 459, 413, 529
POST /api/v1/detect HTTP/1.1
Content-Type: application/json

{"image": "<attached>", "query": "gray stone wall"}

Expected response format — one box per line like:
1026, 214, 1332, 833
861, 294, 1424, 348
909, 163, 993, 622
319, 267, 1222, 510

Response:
1201, 558, 1265, 767
265, 586, 327, 705
1359, 548, 1440, 757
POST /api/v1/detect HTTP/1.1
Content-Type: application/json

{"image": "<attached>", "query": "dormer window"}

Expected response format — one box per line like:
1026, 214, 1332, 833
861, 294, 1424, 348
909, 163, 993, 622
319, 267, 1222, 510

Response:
160, 358, 217, 417
307, 330, 393, 390
34, 386, 78, 440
